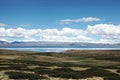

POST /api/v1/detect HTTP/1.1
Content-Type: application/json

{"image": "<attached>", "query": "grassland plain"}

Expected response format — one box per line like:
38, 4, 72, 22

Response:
0, 49, 120, 80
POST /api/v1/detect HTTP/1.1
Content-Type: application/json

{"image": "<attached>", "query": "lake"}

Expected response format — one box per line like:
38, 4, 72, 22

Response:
1, 47, 120, 52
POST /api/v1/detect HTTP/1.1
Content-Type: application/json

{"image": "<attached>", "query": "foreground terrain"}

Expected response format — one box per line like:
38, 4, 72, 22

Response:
0, 49, 120, 80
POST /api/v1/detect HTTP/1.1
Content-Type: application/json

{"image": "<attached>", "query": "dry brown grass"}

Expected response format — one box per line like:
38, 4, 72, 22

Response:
49, 77, 104, 80
0, 55, 19, 59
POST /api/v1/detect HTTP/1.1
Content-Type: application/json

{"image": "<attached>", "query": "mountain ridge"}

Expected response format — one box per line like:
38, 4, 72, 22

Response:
0, 40, 120, 48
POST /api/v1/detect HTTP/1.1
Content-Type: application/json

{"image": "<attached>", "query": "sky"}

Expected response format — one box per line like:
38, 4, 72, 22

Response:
0, 0, 120, 43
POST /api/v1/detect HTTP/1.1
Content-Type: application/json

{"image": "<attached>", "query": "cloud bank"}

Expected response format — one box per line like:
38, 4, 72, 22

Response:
0, 24, 120, 43
59, 17, 100, 24
0, 27, 91, 42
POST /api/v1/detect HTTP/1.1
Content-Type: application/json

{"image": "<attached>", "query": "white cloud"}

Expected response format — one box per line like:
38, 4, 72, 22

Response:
0, 23, 120, 44
0, 23, 7, 26
59, 17, 100, 24
87, 24, 120, 43
87, 24, 120, 36
0, 27, 91, 42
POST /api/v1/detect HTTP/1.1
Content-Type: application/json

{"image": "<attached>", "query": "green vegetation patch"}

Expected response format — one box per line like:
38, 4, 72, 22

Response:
49, 67, 120, 79
5, 71, 47, 80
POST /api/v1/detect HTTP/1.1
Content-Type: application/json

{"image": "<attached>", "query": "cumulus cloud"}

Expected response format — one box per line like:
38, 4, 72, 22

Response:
0, 24, 120, 43
0, 23, 7, 26
87, 24, 120, 36
87, 24, 120, 43
59, 17, 100, 24
0, 27, 92, 42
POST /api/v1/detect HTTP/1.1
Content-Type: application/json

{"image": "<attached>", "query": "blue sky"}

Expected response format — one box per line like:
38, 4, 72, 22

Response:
0, 0, 120, 43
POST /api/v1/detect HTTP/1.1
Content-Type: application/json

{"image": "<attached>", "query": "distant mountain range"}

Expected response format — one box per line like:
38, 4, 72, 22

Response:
0, 41, 120, 48
0, 41, 8, 45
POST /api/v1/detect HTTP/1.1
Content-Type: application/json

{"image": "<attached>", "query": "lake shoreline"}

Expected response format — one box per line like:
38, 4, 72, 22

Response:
0, 47, 120, 53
